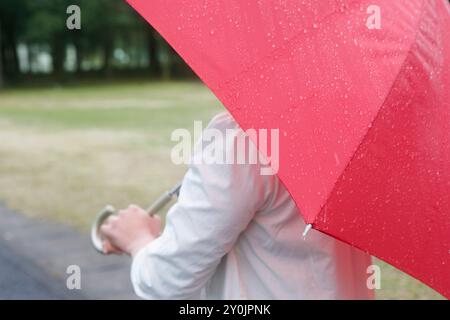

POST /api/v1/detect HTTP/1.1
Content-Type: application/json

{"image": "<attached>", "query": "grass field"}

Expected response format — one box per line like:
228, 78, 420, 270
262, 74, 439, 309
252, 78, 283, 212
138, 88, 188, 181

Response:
0, 81, 443, 299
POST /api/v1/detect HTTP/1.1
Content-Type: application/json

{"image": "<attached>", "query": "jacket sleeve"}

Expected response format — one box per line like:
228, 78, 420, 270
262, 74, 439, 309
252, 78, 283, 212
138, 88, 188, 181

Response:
130, 113, 275, 299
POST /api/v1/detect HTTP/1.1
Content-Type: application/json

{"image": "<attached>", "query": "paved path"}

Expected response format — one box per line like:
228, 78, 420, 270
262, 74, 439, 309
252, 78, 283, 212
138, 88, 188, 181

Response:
0, 238, 79, 299
0, 204, 137, 299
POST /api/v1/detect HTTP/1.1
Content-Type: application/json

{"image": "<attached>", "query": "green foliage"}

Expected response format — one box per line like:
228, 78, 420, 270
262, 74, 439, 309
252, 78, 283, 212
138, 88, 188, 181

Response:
23, 0, 72, 42
0, 0, 29, 35
0, 0, 186, 83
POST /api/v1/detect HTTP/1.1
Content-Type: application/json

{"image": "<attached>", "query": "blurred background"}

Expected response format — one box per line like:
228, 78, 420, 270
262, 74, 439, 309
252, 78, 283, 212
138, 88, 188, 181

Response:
0, 0, 198, 86
0, 0, 445, 299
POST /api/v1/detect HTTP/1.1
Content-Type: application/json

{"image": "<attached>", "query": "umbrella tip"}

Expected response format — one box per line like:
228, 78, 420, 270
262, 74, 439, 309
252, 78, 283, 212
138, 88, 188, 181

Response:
302, 224, 313, 239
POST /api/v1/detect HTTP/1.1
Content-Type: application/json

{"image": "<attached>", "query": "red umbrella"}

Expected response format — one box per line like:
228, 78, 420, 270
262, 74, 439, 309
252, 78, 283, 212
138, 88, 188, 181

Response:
126, 0, 450, 298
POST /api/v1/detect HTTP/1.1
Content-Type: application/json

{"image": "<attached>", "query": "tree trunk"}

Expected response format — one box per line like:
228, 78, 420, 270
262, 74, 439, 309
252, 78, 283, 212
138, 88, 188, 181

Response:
0, 19, 4, 88
10, 33, 19, 74
147, 27, 161, 78
2, 27, 19, 80
51, 35, 65, 78
102, 36, 113, 77
168, 46, 178, 79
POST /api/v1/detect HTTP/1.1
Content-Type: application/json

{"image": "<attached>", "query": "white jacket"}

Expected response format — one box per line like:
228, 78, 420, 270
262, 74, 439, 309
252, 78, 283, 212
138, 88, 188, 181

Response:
131, 112, 373, 299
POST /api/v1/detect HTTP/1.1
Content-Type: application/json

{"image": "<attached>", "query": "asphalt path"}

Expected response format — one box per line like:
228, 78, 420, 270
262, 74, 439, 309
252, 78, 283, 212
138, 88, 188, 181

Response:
0, 239, 75, 299
0, 204, 136, 300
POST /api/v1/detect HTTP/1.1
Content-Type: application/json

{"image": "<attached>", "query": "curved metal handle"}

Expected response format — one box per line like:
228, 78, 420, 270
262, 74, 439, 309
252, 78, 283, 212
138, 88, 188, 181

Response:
147, 183, 182, 215
91, 182, 182, 254
91, 205, 116, 254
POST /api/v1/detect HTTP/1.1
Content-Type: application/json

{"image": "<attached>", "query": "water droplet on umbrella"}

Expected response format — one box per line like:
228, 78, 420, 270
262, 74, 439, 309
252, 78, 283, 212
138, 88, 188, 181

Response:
334, 153, 340, 166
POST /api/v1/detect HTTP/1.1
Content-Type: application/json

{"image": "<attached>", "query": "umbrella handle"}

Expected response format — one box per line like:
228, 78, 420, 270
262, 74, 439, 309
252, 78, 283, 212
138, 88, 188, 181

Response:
147, 183, 182, 215
90, 182, 182, 254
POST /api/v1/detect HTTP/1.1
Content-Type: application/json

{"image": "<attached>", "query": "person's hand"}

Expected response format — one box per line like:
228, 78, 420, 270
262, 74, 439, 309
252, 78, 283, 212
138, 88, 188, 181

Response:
100, 205, 161, 257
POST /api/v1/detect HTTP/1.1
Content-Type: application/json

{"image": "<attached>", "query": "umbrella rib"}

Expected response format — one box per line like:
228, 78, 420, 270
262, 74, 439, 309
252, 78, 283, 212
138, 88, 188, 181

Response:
317, 0, 428, 225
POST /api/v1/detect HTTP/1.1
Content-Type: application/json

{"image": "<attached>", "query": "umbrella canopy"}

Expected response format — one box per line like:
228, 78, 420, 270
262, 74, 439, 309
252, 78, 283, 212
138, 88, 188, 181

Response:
126, 0, 450, 298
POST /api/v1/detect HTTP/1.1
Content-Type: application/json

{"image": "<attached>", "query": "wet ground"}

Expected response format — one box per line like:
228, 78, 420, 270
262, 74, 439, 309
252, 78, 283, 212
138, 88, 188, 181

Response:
0, 204, 136, 300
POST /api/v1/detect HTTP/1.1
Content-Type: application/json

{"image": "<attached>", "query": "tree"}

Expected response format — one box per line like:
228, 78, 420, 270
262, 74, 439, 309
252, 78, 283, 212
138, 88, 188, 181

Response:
0, 17, 4, 88
0, 0, 29, 83
79, 0, 131, 75
24, 0, 73, 77
0, 0, 192, 84
147, 26, 162, 77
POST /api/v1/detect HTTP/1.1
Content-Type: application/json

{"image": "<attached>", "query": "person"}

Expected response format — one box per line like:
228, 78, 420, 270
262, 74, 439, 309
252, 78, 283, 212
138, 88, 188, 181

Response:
100, 112, 374, 299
